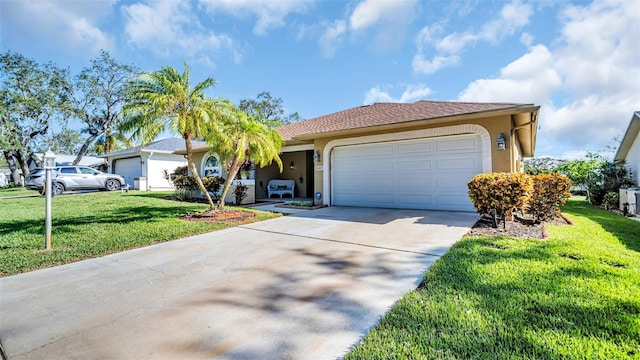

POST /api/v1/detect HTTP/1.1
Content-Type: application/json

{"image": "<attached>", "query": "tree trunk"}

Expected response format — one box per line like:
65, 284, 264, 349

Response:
29, 152, 42, 168
105, 130, 114, 154
184, 135, 215, 209
3, 150, 22, 186
73, 132, 100, 165
16, 149, 30, 181
217, 155, 242, 210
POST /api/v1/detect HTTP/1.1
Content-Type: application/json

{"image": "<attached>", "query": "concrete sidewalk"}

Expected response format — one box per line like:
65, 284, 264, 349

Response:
0, 207, 477, 359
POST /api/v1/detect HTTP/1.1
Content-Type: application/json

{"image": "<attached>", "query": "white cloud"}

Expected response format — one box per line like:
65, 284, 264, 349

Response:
1, 0, 115, 56
459, 45, 561, 104
414, 0, 532, 74
349, 0, 417, 31
412, 54, 460, 75
349, 0, 418, 52
458, 0, 640, 159
319, 20, 346, 58
198, 0, 312, 36
122, 1, 238, 65
364, 84, 432, 104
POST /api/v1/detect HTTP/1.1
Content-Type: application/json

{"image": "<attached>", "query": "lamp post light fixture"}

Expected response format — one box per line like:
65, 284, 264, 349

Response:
43, 150, 56, 250
496, 133, 507, 151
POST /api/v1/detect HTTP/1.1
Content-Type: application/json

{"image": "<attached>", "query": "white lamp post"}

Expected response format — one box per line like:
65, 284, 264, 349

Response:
43, 150, 56, 250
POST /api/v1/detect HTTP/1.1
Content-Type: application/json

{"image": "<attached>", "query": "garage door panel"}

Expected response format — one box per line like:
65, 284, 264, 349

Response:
398, 141, 432, 154
398, 159, 431, 171
332, 134, 482, 211
398, 176, 432, 190
436, 156, 479, 170
437, 176, 469, 191
397, 194, 433, 206
437, 137, 479, 151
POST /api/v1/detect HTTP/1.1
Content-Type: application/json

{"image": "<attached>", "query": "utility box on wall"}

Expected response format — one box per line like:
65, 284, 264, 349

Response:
619, 188, 640, 215
134, 177, 146, 191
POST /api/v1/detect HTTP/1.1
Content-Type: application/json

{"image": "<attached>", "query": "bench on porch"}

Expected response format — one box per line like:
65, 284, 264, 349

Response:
267, 179, 295, 198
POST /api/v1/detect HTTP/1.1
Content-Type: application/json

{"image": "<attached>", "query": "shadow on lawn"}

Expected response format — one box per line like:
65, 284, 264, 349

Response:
564, 200, 640, 253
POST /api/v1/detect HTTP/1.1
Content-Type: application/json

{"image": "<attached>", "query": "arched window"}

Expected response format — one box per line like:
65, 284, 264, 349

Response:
202, 153, 221, 177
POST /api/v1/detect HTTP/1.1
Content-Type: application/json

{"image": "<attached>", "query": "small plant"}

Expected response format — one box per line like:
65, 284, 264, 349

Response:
601, 192, 619, 211
233, 181, 248, 205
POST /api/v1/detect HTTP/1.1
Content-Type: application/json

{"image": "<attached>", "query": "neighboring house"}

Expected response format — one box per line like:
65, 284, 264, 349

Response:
183, 100, 539, 211
101, 138, 206, 191
614, 111, 640, 186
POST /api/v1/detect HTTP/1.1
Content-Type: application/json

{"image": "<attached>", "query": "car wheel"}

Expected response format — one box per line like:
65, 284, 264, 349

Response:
105, 179, 121, 191
38, 188, 46, 196
54, 183, 65, 195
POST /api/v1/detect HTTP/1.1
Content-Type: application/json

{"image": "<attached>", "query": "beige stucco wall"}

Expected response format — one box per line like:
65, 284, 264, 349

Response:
308, 115, 518, 201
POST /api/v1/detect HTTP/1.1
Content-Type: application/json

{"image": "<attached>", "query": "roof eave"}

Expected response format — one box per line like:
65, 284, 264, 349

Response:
289, 105, 539, 141
614, 111, 640, 163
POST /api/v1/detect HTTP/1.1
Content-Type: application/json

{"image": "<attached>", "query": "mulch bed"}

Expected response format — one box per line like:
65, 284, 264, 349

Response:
180, 209, 257, 224
466, 213, 572, 239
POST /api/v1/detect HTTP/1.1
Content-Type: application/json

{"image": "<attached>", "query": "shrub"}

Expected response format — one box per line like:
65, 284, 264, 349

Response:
601, 192, 619, 211
468, 173, 533, 223
173, 175, 225, 200
528, 174, 572, 221
233, 181, 248, 205
173, 166, 188, 177
173, 175, 198, 191
202, 176, 225, 200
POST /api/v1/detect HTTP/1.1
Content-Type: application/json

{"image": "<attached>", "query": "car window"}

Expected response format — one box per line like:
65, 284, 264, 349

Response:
79, 167, 98, 175
59, 167, 77, 174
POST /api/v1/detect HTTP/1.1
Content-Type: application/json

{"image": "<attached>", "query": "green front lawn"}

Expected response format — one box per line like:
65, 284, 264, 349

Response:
0, 191, 280, 276
0, 186, 40, 198
346, 199, 640, 359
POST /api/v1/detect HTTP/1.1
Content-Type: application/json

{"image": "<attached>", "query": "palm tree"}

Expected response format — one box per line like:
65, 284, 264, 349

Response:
121, 63, 222, 209
205, 106, 283, 209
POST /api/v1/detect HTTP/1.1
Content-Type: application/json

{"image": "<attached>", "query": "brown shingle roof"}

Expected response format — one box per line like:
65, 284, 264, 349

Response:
278, 100, 532, 140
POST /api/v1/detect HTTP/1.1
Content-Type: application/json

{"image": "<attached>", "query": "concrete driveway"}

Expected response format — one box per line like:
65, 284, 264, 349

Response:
0, 207, 477, 360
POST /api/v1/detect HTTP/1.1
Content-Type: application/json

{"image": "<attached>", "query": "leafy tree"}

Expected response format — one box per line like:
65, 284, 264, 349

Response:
239, 91, 301, 128
523, 157, 563, 175
204, 105, 283, 209
555, 152, 603, 203
72, 50, 137, 164
0, 50, 72, 185
90, 130, 135, 155
122, 63, 224, 209
554, 153, 633, 205
35, 127, 83, 155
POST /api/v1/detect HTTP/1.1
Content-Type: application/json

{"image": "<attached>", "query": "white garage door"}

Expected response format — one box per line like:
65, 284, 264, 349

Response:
332, 134, 483, 211
113, 157, 141, 189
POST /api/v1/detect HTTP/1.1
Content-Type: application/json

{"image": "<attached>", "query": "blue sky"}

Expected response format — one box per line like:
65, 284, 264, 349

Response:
2, 0, 639, 160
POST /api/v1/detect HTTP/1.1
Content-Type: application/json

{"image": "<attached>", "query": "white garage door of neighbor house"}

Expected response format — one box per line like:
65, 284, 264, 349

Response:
113, 157, 141, 189
332, 134, 483, 211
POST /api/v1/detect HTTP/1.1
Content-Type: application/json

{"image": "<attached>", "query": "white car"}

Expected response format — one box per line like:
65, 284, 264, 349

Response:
26, 166, 125, 195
